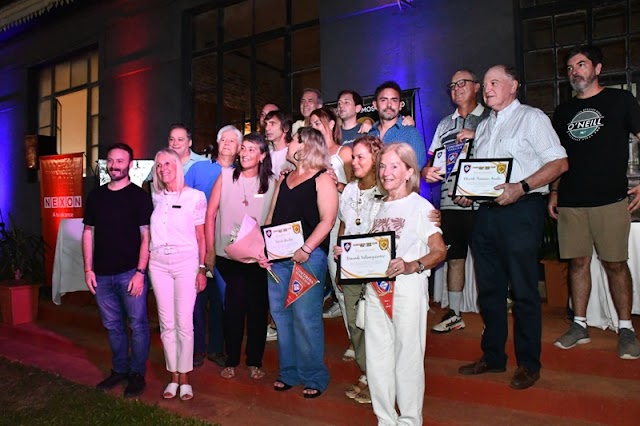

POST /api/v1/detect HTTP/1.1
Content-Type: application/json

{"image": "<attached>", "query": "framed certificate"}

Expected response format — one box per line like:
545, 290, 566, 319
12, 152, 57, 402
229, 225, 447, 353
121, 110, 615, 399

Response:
261, 221, 305, 262
452, 158, 513, 200
432, 147, 446, 174
337, 231, 396, 284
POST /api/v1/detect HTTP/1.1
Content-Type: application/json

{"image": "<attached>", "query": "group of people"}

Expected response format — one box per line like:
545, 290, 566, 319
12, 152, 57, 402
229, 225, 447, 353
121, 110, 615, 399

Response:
81, 42, 640, 425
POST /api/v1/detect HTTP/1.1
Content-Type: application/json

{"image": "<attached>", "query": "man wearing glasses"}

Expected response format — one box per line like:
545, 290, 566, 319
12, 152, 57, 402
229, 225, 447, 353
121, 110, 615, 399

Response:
423, 69, 489, 333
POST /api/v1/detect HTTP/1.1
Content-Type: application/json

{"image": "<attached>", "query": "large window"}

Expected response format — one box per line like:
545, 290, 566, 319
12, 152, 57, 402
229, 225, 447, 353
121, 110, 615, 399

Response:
189, 0, 319, 153
37, 49, 99, 175
519, 0, 640, 115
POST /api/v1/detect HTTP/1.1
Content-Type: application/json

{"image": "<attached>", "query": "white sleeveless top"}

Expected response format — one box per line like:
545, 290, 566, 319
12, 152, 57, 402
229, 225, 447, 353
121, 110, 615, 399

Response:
330, 145, 348, 184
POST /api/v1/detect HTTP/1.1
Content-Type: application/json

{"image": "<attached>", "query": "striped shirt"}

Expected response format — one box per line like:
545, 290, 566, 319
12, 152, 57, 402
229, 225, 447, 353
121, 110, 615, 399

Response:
474, 99, 567, 194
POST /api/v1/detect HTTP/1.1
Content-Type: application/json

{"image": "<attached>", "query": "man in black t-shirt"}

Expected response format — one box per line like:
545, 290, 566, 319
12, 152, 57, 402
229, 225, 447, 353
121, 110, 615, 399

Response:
550, 44, 640, 360
83, 143, 154, 396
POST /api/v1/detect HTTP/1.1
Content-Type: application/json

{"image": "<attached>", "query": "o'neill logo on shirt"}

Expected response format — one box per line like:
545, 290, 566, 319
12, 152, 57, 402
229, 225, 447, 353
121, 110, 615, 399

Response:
567, 108, 604, 141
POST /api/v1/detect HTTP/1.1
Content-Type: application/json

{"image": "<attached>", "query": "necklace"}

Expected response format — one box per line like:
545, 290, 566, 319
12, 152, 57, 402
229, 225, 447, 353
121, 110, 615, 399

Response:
354, 182, 377, 226
240, 175, 257, 207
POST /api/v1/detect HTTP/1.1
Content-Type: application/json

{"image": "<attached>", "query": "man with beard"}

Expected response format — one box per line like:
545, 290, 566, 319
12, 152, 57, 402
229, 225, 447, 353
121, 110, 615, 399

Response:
368, 81, 427, 173
550, 44, 640, 359
83, 143, 153, 398
264, 110, 294, 176
424, 69, 489, 333
292, 88, 322, 135
457, 65, 568, 390
187, 125, 243, 367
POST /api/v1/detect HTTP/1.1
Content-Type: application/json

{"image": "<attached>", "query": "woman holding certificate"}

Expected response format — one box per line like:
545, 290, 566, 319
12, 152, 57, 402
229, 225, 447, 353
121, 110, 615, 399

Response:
333, 135, 383, 404
148, 148, 207, 401
367, 142, 447, 425
262, 126, 339, 398
204, 133, 276, 381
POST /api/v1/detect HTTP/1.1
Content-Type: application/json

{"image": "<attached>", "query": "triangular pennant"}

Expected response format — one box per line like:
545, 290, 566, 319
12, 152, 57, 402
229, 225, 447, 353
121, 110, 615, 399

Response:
285, 262, 320, 308
370, 280, 394, 320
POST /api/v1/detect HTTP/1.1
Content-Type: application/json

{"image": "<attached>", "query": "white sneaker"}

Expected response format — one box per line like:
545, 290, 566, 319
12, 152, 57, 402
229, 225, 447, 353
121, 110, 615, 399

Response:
431, 309, 465, 333
323, 302, 342, 319
266, 325, 278, 341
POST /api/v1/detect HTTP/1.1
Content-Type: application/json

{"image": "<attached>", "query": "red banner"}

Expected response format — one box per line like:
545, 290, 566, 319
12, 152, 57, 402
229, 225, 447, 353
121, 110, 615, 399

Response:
39, 153, 84, 286
285, 263, 320, 308
371, 280, 394, 320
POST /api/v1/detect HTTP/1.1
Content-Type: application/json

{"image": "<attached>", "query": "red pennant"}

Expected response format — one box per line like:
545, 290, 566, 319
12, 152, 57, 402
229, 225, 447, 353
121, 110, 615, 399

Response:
370, 280, 394, 320
285, 263, 320, 308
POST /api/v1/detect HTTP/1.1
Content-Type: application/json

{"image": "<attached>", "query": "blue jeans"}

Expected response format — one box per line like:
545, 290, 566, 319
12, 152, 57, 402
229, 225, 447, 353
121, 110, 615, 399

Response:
194, 267, 225, 355
268, 249, 329, 391
95, 269, 150, 375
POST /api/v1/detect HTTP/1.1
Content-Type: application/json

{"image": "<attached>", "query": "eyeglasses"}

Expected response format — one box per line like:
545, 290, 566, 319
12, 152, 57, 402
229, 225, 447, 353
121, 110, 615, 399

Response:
447, 79, 478, 90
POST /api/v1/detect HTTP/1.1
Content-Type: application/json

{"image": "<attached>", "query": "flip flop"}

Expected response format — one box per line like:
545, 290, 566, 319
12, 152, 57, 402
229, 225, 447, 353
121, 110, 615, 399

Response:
273, 380, 293, 391
163, 382, 179, 399
248, 366, 265, 380
220, 367, 235, 379
179, 384, 193, 401
303, 387, 322, 399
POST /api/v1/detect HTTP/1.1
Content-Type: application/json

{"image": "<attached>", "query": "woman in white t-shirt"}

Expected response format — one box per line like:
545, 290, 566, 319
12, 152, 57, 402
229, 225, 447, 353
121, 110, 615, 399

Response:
148, 148, 207, 401
367, 143, 447, 425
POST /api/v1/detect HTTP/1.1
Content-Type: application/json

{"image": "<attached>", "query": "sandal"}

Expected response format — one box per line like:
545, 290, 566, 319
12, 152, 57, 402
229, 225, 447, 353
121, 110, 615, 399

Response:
345, 375, 367, 399
354, 387, 371, 404
220, 367, 236, 379
248, 366, 265, 380
163, 382, 179, 399
273, 380, 293, 391
342, 347, 356, 362
179, 384, 193, 401
303, 387, 322, 399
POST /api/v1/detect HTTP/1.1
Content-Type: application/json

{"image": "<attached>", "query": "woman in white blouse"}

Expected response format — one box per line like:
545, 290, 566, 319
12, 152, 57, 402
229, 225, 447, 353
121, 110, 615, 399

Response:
148, 148, 207, 401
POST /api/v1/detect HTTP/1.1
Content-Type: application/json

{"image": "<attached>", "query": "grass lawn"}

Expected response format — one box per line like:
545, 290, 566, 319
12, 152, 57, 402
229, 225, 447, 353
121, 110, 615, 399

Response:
0, 357, 216, 425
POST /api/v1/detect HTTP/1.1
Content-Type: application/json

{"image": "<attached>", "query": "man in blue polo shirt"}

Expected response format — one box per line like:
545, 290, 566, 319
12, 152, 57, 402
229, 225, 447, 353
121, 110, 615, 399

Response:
369, 81, 427, 172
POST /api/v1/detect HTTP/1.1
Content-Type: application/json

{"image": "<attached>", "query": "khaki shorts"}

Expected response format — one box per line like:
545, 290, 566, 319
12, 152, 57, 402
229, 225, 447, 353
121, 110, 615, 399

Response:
557, 198, 630, 262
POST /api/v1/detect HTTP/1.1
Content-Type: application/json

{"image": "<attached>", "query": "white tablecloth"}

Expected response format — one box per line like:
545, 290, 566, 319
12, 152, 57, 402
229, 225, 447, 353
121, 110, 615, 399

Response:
52, 218, 86, 305
432, 223, 640, 330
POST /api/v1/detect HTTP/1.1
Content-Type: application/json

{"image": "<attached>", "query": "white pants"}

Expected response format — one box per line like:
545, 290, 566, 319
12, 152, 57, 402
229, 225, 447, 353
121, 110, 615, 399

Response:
149, 250, 198, 374
365, 276, 428, 426
328, 220, 350, 338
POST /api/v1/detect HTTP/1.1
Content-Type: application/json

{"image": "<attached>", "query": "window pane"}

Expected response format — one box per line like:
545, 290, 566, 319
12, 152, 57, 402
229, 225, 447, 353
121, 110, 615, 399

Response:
222, 47, 251, 123
593, 4, 626, 39
632, 35, 640, 68
632, 0, 640, 34
292, 27, 320, 71
293, 0, 318, 24
556, 46, 573, 78
558, 81, 574, 104
523, 17, 552, 50
90, 51, 98, 82
598, 73, 627, 90
40, 67, 52, 97
91, 116, 99, 146
193, 54, 217, 92
526, 83, 555, 113
525, 50, 554, 81
595, 39, 626, 71
256, 38, 286, 124
223, 1, 251, 42
255, 0, 286, 33
90, 87, 99, 115
71, 57, 88, 87
39, 100, 51, 128
193, 9, 217, 51
39, 126, 51, 137
54, 62, 70, 92
555, 12, 586, 46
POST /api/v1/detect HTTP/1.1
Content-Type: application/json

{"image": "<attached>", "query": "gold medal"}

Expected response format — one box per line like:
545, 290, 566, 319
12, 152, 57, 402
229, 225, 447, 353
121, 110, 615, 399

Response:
355, 218, 361, 226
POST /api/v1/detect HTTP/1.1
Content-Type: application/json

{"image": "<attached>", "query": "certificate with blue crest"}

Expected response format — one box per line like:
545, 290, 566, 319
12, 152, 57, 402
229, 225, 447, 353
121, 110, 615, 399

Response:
453, 158, 513, 200
337, 231, 396, 285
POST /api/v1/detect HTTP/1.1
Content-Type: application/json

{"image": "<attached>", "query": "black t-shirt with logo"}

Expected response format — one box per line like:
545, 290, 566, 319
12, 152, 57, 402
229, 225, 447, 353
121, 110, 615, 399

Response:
553, 88, 640, 207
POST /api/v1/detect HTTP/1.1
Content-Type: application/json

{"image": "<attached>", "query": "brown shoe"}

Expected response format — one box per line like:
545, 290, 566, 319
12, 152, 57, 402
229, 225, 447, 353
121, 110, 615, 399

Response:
458, 359, 506, 375
510, 366, 540, 390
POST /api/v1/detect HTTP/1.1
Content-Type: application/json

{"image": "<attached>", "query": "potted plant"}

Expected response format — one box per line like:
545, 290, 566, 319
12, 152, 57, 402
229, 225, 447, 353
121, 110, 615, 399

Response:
0, 215, 45, 325
539, 214, 569, 308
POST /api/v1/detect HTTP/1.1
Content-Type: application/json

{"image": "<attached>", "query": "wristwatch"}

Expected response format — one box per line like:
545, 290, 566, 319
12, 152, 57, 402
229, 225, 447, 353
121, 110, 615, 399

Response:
520, 179, 530, 193
135, 268, 146, 275
416, 260, 425, 274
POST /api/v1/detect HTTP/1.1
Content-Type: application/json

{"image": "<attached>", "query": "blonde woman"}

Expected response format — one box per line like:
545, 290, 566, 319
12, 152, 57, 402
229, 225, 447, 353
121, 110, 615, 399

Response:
148, 148, 207, 401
